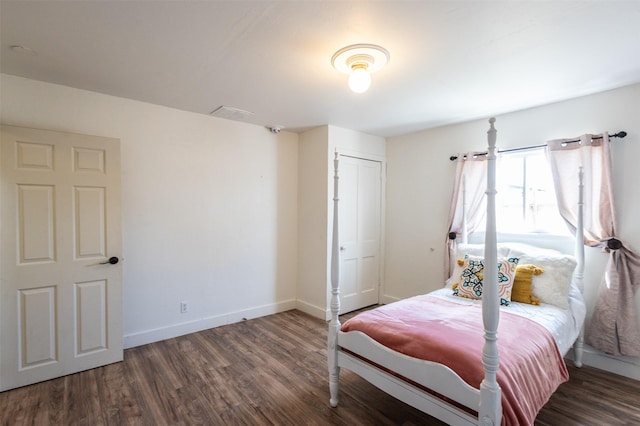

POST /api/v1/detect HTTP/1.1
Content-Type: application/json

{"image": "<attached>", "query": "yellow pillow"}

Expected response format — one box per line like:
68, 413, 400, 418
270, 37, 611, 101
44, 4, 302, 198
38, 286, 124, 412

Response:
512, 264, 544, 305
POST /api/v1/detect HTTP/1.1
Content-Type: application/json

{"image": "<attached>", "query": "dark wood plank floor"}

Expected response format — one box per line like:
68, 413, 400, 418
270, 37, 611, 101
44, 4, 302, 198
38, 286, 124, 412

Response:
1, 309, 639, 425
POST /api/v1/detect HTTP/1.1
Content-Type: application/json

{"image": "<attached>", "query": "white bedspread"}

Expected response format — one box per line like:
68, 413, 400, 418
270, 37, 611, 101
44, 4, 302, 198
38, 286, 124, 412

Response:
430, 285, 586, 355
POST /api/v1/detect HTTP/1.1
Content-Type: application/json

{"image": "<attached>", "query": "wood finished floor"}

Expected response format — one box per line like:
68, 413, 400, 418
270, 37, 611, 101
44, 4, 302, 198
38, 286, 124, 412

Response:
1, 309, 639, 426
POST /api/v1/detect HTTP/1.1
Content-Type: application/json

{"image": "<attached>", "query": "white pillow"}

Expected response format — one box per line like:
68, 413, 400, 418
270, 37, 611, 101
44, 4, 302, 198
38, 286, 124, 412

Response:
503, 243, 576, 309
528, 255, 576, 309
455, 243, 485, 258
502, 242, 566, 261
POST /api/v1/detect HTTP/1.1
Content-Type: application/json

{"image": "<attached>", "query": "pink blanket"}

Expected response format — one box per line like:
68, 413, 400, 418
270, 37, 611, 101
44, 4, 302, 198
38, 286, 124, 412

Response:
341, 294, 569, 425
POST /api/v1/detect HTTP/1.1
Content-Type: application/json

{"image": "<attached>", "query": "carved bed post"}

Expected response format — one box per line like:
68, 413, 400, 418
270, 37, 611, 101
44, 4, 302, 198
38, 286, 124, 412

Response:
462, 175, 468, 244
573, 167, 585, 367
328, 151, 341, 407
479, 118, 501, 426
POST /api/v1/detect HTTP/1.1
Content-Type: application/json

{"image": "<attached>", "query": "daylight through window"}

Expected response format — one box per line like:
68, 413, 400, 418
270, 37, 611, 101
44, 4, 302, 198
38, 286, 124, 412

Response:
496, 148, 569, 235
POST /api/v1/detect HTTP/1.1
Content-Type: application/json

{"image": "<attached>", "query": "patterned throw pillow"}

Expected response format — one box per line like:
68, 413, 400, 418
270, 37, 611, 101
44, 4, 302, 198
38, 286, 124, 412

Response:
445, 244, 511, 288
452, 256, 519, 305
511, 264, 543, 305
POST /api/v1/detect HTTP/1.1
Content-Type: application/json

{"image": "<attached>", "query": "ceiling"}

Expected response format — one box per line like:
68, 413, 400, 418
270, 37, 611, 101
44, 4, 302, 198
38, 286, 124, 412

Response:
2, 1, 640, 138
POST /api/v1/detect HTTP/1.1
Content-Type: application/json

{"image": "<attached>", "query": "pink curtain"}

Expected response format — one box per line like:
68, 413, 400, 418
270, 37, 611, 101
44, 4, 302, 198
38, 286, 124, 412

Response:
445, 153, 487, 280
547, 134, 640, 356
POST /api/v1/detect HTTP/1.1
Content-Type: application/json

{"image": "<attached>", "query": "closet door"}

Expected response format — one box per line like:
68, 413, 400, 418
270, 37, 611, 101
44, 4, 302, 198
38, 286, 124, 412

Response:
339, 155, 382, 313
0, 125, 123, 391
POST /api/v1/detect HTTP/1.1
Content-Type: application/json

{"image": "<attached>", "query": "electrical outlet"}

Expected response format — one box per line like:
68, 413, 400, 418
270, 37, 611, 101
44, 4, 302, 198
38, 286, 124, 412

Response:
180, 301, 188, 313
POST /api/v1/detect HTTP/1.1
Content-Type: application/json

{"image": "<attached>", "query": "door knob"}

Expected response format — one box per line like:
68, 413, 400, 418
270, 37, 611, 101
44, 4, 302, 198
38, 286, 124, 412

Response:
340, 246, 346, 251
100, 256, 120, 265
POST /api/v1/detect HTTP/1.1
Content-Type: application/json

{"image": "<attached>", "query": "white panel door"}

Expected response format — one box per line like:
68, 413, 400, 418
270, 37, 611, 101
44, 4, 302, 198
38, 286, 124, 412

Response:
339, 156, 382, 314
1, 125, 122, 391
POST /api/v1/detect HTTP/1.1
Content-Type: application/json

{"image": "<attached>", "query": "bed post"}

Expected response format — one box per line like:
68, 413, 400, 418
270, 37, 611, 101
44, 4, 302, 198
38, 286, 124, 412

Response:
462, 175, 468, 244
328, 151, 341, 407
479, 118, 501, 426
573, 167, 585, 367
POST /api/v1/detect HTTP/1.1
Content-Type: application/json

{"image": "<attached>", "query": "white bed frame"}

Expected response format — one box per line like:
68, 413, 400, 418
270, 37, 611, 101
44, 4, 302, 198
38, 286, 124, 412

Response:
327, 118, 585, 425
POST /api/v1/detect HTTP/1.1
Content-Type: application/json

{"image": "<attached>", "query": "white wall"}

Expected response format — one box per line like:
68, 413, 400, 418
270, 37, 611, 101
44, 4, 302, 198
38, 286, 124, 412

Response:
297, 126, 329, 318
386, 82, 640, 378
0, 74, 299, 348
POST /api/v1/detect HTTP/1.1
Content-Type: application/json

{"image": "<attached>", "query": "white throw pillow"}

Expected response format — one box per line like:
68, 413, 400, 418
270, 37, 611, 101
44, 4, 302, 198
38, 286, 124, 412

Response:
527, 255, 576, 309
504, 243, 576, 309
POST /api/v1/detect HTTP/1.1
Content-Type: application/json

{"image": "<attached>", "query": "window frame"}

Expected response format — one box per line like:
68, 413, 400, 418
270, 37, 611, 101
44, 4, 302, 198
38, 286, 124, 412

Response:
495, 147, 569, 236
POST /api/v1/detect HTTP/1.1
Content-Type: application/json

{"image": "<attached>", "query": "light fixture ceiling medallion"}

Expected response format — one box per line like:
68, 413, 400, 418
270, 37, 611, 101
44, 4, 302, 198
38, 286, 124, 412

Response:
331, 44, 389, 94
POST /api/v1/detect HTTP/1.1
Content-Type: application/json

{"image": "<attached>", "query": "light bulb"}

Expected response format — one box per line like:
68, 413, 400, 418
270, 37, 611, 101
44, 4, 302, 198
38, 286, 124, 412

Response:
348, 67, 371, 93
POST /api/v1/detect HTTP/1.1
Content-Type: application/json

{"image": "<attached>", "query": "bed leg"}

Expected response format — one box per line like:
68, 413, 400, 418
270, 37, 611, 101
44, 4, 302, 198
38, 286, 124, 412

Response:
328, 322, 340, 407
573, 327, 585, 368
329, 366, 340, 407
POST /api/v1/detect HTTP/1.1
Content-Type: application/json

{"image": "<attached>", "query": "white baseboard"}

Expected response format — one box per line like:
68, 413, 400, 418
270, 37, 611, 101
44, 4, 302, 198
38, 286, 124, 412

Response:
123, 299, 297, 349
295, 299, 327, 320
566, 345, 640, 381
381, 294, 400, 305
298, 297, 397, 321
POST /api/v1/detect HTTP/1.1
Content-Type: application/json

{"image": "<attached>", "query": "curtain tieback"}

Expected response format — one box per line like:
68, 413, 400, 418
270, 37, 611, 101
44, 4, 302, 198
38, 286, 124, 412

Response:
604, 237, 623, 252
448, 232, 457, 240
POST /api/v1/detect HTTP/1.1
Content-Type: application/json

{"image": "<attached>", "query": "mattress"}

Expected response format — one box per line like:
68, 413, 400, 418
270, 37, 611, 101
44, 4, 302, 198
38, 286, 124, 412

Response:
429, 284, 586, 355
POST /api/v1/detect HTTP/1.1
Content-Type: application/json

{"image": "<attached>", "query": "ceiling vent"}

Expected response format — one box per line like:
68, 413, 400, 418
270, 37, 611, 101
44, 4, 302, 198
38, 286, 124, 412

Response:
210, 106, 254, 121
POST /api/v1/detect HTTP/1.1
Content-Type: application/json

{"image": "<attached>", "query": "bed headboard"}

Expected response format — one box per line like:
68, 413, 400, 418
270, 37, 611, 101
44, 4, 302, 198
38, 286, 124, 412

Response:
468, 232, 575, 255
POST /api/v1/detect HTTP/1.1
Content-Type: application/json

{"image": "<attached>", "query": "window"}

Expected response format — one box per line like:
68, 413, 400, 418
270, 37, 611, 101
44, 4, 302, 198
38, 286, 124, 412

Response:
495, 148, 569, 235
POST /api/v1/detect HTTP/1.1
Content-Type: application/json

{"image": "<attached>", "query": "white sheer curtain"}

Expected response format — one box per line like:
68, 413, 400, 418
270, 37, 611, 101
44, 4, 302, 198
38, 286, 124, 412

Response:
445, 153, 487, 280
547, 133, 640, 356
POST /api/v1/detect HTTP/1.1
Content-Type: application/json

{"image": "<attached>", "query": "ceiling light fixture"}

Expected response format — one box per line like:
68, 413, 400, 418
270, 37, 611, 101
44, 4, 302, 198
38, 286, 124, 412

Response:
331, 44, 389, 94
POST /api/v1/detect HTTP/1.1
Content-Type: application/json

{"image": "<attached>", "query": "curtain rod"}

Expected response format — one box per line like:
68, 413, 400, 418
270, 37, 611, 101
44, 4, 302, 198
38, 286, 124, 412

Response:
449, 131, 627, 161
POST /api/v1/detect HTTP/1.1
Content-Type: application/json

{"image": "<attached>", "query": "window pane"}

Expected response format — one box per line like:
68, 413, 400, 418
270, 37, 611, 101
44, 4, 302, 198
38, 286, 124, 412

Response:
496, 149, 569, 235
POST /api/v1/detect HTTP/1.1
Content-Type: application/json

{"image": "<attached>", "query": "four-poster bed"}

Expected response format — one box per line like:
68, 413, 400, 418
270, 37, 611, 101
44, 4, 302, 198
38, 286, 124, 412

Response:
327, 118, 586, 425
